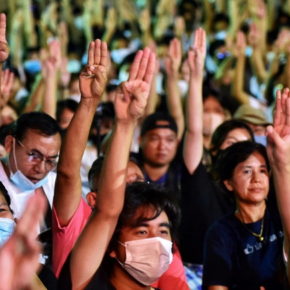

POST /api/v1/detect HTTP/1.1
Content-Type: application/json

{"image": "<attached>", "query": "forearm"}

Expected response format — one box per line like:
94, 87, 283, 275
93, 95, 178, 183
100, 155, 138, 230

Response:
183, 75, 203, 174
232, 55, 249, 105
250, 48, 268, 83
166, 73, 184, 141
71, 120, 136, 289
42, 75, 58, 118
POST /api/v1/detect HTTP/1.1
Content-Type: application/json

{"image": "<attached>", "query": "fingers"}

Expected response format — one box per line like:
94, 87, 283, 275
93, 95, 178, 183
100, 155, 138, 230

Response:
100, 41, 108, 67
128, 50, 144, 81
143, 51, 156, 84
94, 39, 101, 65
88, 41, 95, 66
87, 39, 108, 67
0, 14, 6, 43
136, 47, 151, 80
286, 93, 290, 127
16, 193, 47, 239
274, 89, 282, 128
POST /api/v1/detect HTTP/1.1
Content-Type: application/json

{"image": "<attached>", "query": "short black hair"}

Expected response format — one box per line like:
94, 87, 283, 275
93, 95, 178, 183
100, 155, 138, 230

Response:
13, 112, 61, 141
56, 99, 79, 122
108, 182, 181, 252
210, 119, 254, 154
215, 141, 269, 186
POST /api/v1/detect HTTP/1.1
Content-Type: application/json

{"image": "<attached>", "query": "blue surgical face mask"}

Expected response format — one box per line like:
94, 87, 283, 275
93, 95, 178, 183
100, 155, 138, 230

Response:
9, 139, 49, 192
254, 135, 267, 146
0, 218, 15, 246
10, 170, 49, 192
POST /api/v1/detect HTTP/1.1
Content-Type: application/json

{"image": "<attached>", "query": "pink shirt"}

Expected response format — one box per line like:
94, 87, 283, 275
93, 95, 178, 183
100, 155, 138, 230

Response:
53, 199, 189, 289
52, 198, 91, 277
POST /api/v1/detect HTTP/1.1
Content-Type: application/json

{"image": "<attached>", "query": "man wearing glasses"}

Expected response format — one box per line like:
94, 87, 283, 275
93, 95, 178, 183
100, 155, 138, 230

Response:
0, 112, 61, 219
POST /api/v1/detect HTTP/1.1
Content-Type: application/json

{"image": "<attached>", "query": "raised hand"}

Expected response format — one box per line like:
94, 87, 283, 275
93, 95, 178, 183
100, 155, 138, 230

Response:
0, 193, 46, 290
114, 48, 156, 122
79, 39, 108, 99
0, 14, 9, 64
165, 38, 182, 76
187, 28, 206, 79
266, 88, 290, 165
234, 31, 246, 57
0, 69, 14, 107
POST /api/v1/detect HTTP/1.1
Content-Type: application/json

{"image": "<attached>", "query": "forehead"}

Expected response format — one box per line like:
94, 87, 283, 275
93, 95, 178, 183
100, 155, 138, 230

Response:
123, 207, 169, 228
235, 152, 267, 170
20, 129, 61, 153
143, 128, 177, 139
225, 128, 251, 140
0, 193, 8, 205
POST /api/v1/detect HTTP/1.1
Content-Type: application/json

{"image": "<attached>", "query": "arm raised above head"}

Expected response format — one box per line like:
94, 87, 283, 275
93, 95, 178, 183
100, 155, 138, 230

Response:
183, 28, 206, 174
54, 39, 108, 226
70, 48, 156, 290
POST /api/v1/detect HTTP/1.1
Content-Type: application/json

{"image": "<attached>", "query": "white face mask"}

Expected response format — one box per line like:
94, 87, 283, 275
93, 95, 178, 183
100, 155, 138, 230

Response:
118, 237, 173, 285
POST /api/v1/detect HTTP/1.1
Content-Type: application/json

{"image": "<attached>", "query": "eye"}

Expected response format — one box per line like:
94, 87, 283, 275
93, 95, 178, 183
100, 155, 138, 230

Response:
243, 169, 252, 174
136, 230, 148, 236
27, 151, 42, 161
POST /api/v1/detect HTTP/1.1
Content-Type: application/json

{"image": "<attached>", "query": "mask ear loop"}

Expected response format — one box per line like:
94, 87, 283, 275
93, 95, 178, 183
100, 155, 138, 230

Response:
8, 138, 19, 173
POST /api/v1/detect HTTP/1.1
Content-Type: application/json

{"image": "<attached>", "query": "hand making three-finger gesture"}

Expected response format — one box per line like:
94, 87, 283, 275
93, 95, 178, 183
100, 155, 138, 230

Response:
79, 39, 108, 99
114, 47, 156, 123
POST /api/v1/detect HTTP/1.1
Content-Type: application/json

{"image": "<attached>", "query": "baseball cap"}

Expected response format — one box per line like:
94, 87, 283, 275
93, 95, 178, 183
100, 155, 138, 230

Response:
140, 112, 178, 136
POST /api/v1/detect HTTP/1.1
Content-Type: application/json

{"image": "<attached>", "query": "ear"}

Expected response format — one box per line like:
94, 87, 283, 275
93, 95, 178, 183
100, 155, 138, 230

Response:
223, 179, 234, 192
109, 250, 117, 258
86, 192, 97, 208
4, 135, 14, 153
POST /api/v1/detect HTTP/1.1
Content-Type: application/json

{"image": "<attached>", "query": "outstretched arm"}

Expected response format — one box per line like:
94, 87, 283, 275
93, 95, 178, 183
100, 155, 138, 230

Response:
70, 48, 156, 290
266, 88, 290, 279
165, 38, 185, 141
183, 28, 206, 174
54, 39, 108, 226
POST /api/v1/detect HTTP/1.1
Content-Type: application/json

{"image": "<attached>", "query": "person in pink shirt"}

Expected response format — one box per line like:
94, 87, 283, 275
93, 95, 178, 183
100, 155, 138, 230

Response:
52, 39, 188, 289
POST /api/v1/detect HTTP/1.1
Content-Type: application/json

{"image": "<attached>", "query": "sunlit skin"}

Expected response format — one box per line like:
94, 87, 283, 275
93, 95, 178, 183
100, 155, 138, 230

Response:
219, 128, 252, 150
5, 129, 61, 183
224, 152, 269, 206
140, 128, 178, 168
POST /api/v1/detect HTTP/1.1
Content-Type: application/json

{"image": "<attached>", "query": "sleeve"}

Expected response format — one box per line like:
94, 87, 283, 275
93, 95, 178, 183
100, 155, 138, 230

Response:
52, 198, 92, 277
202, 222, 233, 287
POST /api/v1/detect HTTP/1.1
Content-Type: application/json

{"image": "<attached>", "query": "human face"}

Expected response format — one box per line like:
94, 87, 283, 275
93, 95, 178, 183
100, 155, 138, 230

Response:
126, 161, 144, 184
247, 123, 267, 136
6, 129, 61, 182
0, 194, 13, 219
224, 152, 269, 205
220, 128, 252, 150
140, 129, 178, 167
113, 209, 171, 262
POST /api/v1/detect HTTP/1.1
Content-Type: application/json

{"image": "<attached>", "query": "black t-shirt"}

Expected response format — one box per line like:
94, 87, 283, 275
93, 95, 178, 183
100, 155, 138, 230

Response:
179, 162, 235, 264
203, 206, 288, 289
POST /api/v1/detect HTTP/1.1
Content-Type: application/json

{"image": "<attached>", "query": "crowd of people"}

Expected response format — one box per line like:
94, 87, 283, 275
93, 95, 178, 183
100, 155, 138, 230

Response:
1, 0, 290, 289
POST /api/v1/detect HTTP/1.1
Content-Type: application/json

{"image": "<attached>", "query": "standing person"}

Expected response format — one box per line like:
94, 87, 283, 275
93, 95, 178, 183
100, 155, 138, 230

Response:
203, 141, 286, 289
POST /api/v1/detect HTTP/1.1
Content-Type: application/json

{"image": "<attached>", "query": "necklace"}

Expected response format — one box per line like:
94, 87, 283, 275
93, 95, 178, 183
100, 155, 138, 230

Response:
235, 211, 265, 242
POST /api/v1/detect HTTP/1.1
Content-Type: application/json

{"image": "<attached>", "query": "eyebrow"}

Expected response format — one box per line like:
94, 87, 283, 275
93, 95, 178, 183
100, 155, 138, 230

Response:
132, 222, 171, 228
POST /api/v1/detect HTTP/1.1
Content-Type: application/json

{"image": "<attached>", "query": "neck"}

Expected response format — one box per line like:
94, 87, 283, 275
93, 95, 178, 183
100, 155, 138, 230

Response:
111, 264, 150, 290
203, 135, 211, 149
143, 163, 169, 182
235, 201, 266, 223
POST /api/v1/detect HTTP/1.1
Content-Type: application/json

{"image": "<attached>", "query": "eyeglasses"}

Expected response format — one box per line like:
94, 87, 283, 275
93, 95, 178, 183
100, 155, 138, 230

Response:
16, 139, 58, 170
